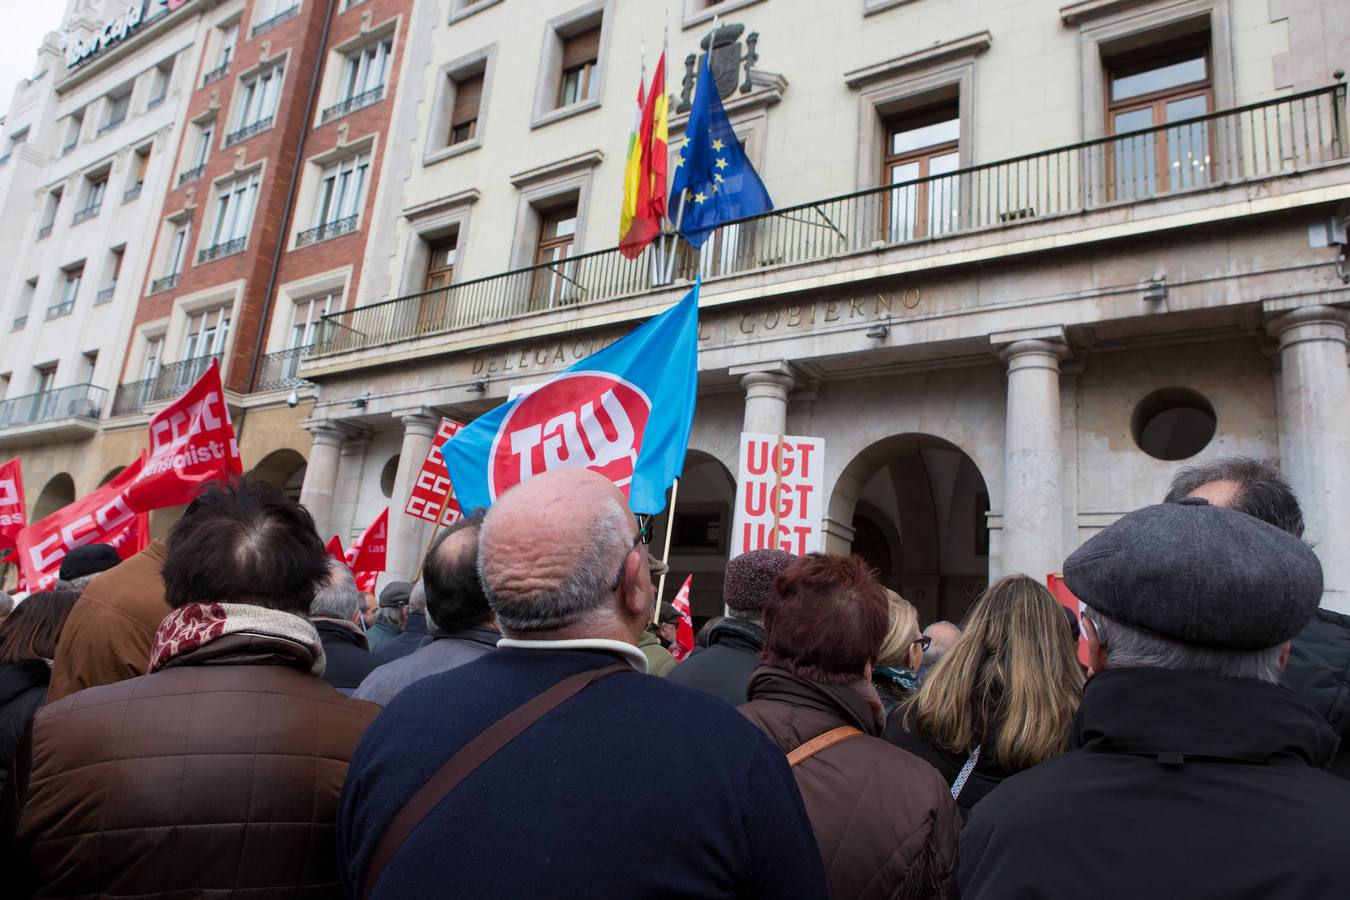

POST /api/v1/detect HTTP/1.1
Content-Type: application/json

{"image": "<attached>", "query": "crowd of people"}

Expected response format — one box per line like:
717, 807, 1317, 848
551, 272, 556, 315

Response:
0, 454, 1346, 898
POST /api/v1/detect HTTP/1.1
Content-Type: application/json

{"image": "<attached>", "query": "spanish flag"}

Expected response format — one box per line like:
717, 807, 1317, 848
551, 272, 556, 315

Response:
619, 53, 668, 258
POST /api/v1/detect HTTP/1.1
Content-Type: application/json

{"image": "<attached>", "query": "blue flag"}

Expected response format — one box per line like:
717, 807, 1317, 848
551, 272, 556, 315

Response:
442, 282, 700, 515
669, 54, 773, 248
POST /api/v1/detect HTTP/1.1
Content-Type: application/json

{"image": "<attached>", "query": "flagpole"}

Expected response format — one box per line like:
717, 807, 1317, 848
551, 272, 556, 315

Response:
413, 490, 453, 580
663, 14, 719, 285
654, 476, 680, 622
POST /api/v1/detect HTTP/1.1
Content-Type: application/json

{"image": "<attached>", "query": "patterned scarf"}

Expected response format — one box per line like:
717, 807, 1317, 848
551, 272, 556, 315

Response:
149, 602, 326, 676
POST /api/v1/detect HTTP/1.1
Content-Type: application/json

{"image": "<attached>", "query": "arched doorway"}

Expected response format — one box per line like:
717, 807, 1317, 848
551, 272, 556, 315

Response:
249, 449, 308, 502
33, 473, 76, 521
830, 434, 990, 625
649, 450, 737, 620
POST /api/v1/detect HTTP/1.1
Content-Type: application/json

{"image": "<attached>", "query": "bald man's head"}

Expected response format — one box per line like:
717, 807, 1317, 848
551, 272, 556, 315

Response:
922, 621, 962, 668
477, 469, 647, 635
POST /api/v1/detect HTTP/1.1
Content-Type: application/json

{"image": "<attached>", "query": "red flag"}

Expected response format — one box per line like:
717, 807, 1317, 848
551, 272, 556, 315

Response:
345, 508, 388, 593
15, 457, 147, 591
670, 574, 694, 661
0, 458, 27, 552
618, 52, 669, 259
122, 359, 241, 512
1047, 573, 1090, 668
325, 534, 346, 562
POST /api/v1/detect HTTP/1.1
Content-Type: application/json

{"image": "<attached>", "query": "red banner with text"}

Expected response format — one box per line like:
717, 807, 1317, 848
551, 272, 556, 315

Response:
346, 508, 388, 593
403, 418, 464, 527
0, 458, 27, 553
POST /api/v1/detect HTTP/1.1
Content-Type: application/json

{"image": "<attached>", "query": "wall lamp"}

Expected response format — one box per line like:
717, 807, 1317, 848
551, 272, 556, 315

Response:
865, 319, 891, 340
467, 381, 487, 394
1142, 276, 1168, 303
348, 394, 368, 409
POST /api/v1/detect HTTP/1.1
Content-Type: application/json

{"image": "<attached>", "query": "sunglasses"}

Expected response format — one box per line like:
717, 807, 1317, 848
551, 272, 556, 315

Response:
911, 635, 933, 652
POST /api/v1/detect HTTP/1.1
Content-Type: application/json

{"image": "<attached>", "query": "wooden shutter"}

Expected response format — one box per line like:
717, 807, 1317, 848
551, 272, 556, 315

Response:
451, 73, 483, 127
561, 26, 600, 69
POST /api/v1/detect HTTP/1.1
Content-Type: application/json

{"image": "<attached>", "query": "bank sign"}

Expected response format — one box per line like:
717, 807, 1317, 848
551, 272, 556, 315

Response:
65, 0, 189, 69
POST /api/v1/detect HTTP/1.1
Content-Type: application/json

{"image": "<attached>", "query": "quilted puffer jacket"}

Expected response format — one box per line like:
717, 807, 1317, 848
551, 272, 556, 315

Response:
9, 632, 378, 898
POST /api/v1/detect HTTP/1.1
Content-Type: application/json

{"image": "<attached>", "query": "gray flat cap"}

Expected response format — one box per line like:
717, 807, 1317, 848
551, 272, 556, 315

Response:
1064, 499, 1322, 650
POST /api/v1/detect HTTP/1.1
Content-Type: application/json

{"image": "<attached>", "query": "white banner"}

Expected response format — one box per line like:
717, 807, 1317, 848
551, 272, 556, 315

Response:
729, 433, 824, 559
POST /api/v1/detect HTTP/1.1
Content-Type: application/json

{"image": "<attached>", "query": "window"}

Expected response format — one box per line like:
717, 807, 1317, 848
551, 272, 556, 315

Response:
50, 265, 82, 318
882, 101, 960, 242
183, 308, 231, 362
207, 172, 260, 251
218, 23, 238, 69
233, 65, 284, 135
415, 232, 458, 330
557, 26, 600, 108
62, 112, 83, 153
103, 90, 131, 131
309, 152, 369, 237
75, 174, 107, 222
98, 248, 123, 303
449, 72, 483, 145
531, 202, 578, 307
291, 292, 337, 349
35, 367, 56, 397
1106, 40, 1213, 200
342, 37, 392, 101
147, 60, 172, 108
127, 147, 150, 199
141, 336, 163, 381
167, 219, 192, 277
38, 187, 62, 236
13, 279, 35, 331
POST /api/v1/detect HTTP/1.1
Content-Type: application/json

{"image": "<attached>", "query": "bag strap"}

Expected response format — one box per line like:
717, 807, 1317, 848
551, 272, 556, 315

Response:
951, 745, 982, 800
362, 662, 633, 900
787, 725, 864, 767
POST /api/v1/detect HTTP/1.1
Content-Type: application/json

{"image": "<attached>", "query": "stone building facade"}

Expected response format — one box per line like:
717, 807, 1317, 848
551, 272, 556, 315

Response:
300, 0, 1350, 621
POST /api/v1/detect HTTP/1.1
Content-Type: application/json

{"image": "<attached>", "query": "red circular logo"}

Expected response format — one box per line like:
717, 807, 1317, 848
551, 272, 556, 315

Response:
489, 372, 652, 501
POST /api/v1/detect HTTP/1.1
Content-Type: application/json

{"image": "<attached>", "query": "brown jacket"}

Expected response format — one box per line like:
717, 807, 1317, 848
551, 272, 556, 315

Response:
740, 666, 961, 900
47, 540, 169, 702
10, 631, 378, 898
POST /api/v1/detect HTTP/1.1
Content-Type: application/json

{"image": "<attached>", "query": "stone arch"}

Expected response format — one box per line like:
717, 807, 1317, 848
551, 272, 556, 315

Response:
829, 433, 991, 624
249, 448, 308, 502
32, 473, 76, 521
649, 449, 737, 619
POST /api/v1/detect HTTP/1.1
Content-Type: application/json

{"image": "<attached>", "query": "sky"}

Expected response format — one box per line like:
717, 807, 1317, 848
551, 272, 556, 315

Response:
0, 6, 66, 125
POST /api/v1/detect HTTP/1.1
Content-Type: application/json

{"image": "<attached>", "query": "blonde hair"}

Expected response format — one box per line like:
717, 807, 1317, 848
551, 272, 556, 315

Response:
876, 589, 920, 668
902, 574, 1083, 772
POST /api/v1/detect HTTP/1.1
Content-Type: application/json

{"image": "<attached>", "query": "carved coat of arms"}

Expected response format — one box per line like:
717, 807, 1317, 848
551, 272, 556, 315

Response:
677, 24, 760, 113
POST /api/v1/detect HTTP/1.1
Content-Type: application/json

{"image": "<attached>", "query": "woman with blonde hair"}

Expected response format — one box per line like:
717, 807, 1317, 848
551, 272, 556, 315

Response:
872, 589, 925, 713
883, 574, 1083, 814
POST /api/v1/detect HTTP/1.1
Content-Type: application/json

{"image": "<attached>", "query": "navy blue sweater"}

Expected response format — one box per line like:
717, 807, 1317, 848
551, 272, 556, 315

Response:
338, 647, 827, 899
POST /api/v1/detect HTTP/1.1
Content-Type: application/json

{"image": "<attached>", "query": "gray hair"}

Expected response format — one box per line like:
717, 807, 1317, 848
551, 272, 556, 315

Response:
310, 560, 361, 622
479, 493, 634, 633
56, 575, 98, 593
0, 591, 11, 616
409, 580, 427, 614
1084, 608, 1283, 684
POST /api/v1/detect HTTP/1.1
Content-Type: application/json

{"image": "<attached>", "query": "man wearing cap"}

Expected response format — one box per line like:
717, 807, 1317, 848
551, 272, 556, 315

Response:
959, 500, 1350, 899
637, 594, 681, 677
666, 549, 794, 705
367, 582, 410, 652
55, 544, 123, 593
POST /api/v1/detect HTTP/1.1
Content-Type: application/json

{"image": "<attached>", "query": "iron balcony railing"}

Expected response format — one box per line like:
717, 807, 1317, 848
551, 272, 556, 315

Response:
0, 383, 106, 430
198, 237, 246, 263
45, 300, 75, 320
320, 87, 384, 124
256, 345, 313, 392
149, 273, 180, 294
36, 224, 52, 240
178, 164, 205, 186
251, 4, 299, 36
95, 283, 116, 304
71, 202, 101, 224
123, 183, 142, 203
296, 215, 358, 247
224, 117, 272, 147
203, 62, 230, 85
314, 85, 1347, 357
111, 355, 218, 417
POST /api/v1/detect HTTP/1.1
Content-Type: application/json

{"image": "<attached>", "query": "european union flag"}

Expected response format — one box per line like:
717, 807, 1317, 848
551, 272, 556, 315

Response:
669, 54, 773, 248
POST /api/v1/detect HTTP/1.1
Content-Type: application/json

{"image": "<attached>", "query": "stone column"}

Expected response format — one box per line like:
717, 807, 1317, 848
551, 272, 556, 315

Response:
298, 421, 349, 539
998, 337, 1068, 580
1269, 305, 1350, 613
730, 361, 797, 435
385, 409, 439, 583
330, 432, 372, 542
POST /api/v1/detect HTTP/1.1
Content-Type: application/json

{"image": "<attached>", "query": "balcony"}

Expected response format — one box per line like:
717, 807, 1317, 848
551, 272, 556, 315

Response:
312, 85, 1349, 358
202, 62, 230, 86
224, 117, 272, 147
0, 383, 107, 443
178, 165, 205, 187
320, 87, 384, 124
36, 224, 52, 240
251, 4, 299, 36
45, 300, 75, 320
71, 202, 102, 224
149, 273, 180, 294
95, 283, 116, 304
296, 215, 359, 247
123, 183, 143, 203
256, 345, 313, 392
198, 237, 246, 263
112, 355, 217, 417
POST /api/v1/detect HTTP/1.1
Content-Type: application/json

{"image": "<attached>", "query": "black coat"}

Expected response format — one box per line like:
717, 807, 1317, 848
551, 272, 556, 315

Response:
373, 612, 429, 664
313, 619, 380, 694
883, 719, 1014, 815
1280, 607, 1350, 779
664, 617, 765, 706
959, 666, 1350, 900
0, 660, 48, 798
